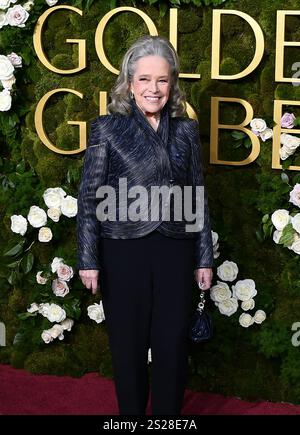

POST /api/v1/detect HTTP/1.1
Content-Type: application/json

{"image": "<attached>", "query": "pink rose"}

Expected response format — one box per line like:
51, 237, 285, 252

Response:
289, 183, 300, 208
56, 264, 74, 282
281, 112, 296, 129
52, 279, 69, 297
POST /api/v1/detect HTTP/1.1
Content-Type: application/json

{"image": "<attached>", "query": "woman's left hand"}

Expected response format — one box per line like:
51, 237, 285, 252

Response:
194, 268, 213, 291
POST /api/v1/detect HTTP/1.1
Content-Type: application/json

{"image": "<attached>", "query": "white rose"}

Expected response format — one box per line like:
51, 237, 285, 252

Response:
291, 214, 300, 233
239, 313, 254, 328
43, 187, 66, 208
1, 75, 15, 89
0, 0, 11, 10
273, 229, 283, 244
47, 207, 61, 222
241, 299, 255, 311
45, 303, 66, 323
51, 256, 64, 273
38, 226, 52, 242
289, 184, 300, 208
271, 209, 290, 231
280, 133, 300, 151
232, 279, 257, 301
254, 310, 266, 324
250, 118, 267, 133
7, 52, 22, 67
56, 263, 73, 282
61, 195, 77, 217
210, 281, 232, 303
41, 329, 53, 344
260, 128, 273, 142
5, 5, 29, 27
0, 11, 7, 28
213, 249, 220, 259
87, 301, 105, 324
45, 0, 58, 6
38, 302, 50, 316
36, 271, 48, 285
27, 302, 39, 313
288, 233, 300, 255
60, 318, 74, 331
280, 146, 290, 160
23, 0, 34, 11
52, 278, 69, 297
0, 88, 12, 111
10, 214, 27, 235
217, 260, 239, 282
49, 324, 64, 339
217, 298, 238, 317
27, 205, 47, 228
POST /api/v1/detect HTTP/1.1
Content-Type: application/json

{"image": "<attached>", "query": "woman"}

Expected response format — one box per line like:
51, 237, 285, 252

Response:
77, 35, 214, 415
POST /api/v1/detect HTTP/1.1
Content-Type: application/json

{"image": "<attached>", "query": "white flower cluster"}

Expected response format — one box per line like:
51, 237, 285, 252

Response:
210, 260, 266, 328
0, 1, 59, 111
0, 0, 59, 29
0, 52, 22, 111
10, 186, 77, 242
278, 112, 300, 160
250, 118, 273, 142
0, 2, 30, 30
27, 257, 74, 343
271, 184, 300, 255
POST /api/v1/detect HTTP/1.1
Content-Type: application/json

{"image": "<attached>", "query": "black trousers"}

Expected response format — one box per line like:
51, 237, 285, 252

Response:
99, 229, 195, 415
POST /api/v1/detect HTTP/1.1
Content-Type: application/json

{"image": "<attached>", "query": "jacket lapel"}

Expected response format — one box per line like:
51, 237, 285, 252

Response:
130, 98, 170, 149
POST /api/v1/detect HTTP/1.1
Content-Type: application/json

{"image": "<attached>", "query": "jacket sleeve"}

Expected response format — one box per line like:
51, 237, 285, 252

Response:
187, 119, 214, 270
76, 117, 109, 271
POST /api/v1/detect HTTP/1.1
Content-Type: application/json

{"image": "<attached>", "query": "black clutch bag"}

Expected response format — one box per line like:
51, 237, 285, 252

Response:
189, 289, 213, 343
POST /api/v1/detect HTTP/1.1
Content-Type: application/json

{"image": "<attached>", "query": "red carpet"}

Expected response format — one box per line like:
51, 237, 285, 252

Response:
0, 364, 299, 415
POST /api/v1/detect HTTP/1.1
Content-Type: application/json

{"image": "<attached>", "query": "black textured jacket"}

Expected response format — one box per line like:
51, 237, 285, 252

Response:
76, 98, 214, 271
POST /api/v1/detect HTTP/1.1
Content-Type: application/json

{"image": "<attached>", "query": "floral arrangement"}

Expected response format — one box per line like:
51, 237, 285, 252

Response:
0, 0, 59, 111
210, 234, 267, 328
267, 184, 300, 255
20, 256, 78, 344
7, 185, 104, 344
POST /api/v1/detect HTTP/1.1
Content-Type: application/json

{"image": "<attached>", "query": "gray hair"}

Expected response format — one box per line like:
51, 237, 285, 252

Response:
107, 35, 187, 117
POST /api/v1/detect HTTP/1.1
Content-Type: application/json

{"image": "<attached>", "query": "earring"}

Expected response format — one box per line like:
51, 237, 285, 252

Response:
130, 91, 135, 99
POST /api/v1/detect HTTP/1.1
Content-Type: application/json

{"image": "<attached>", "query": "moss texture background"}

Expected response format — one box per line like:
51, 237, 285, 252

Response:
1, 0, 300, 404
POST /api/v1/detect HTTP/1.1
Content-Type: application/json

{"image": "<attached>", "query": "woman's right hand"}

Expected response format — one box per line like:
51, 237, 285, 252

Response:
79, 269, 99, 295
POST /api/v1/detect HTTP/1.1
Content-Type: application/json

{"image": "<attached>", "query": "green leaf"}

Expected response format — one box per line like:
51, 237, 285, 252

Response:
63, 299, 81, 320
18, 312, 37, 320
244, 138, 252, 149
232, 140, 242, 149
3, 242, 25, 257
6, 261, 20, 268
231, 130, 246, 140
21, 252, 34, 275
279, 223, 295, 247
159, 2, 168, 17
7, 270, 18, 285
255, 228, 264, 242
281, 172, 289, 184
262, 214, 270, 224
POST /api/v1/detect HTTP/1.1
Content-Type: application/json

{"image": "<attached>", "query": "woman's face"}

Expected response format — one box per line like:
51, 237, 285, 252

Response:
130, 55, 171, 116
